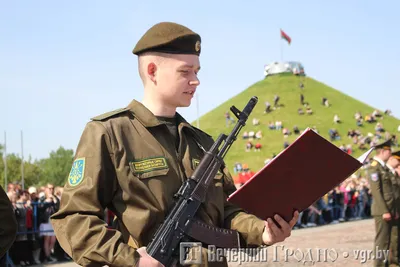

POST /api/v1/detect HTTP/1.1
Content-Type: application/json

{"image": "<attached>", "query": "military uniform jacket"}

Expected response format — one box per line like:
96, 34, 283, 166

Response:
387, 164, 400, 211
0, 185, 17, 258
367, 158, 397, 216
50, 99, 266, 267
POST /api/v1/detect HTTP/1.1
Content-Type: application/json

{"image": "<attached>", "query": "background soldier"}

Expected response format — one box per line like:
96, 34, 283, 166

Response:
367, 139, 396, 267
0, 185, 18, 264
388, 151, 400, 267
50, 22, 298, 267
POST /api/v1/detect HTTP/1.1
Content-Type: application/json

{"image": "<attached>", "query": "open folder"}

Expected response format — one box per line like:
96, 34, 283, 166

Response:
227, 127, 374, 222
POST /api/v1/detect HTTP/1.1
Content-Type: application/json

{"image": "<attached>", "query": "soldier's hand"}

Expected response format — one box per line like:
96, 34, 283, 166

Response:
137, 247, 165, 267
262, 211, 299, 246
382, 213, 392, 221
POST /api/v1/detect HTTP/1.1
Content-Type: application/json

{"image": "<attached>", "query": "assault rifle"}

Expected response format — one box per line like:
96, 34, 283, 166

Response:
146, 96, 258, 267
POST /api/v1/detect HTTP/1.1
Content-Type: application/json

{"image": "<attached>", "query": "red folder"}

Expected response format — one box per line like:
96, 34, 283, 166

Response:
227, 127, 373, 223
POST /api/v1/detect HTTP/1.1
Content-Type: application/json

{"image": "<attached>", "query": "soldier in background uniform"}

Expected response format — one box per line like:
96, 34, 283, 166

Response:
367, 139, 396, 267
0, 185, 18, 263
388, 151, 400, 266
50, 22, 298, 267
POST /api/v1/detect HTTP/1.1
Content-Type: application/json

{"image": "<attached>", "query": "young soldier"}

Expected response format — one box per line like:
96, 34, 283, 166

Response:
387, 151, 400, 267
50, 22, 298, 267
0, 185, 17, 261
367, 139, 396, 267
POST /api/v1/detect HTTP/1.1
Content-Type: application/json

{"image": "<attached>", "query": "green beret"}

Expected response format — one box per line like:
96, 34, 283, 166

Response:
132, 22, 201, 56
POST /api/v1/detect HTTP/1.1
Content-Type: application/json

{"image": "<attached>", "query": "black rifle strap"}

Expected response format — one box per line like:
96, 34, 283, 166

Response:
183, 218, 241, 249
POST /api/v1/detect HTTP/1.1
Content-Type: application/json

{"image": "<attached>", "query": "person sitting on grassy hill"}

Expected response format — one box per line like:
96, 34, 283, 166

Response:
233, 162, 242, 174
322, 97, 329, 107
255, 130, 262, 139
347, 129, 356, 138
391, 134, 398, 146
252, 118, 260, 126
365, 114, 375, 123
245, 141, 253, 152
346, 144, 352, 154
283, 141, 290, 149
375, 122, 384, 132
224, 111, 235, 126
248, 130, 255, 139
339, 144, 346, 152
275, 120, 282, 130
300, 94, 305, 106
273, 94, 280, 108
268, 121, 275, 130
298, 108, 304, 115
333, 114, 341, 124
329, 128, 340, 141
282, 128, 291, 138
293, 126, 300, 135
372, 109, 382, 118
264, 101, 271, 113
306, 106, 313, 115
356, 117, 363, 127
254, 142, 262, 151
355, 111, 362, 120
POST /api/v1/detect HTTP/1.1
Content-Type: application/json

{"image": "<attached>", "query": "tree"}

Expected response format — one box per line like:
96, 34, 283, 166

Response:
38, 146, 74, 186
0, 152, 42, 189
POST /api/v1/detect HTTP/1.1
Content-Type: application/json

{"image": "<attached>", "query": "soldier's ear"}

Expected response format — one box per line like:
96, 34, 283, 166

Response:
147, 62, 157, 84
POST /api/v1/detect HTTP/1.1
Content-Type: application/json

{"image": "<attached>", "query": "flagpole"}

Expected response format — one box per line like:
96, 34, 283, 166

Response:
4, 131, 7, 189
280, 38, 283, 62
21, 130, 24, 190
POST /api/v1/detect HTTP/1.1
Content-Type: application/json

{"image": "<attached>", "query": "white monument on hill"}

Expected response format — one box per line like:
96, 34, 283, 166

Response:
263, 61, 305, 77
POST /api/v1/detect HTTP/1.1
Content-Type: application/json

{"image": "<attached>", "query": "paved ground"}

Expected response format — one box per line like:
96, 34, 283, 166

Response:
29, 218, 381, 267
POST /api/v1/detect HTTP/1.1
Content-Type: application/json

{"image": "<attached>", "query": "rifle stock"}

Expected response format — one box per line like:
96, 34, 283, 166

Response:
146, 96, 258, 266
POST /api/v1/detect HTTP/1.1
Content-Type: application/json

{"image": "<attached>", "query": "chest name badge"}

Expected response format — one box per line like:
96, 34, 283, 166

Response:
130, 157, 168, 174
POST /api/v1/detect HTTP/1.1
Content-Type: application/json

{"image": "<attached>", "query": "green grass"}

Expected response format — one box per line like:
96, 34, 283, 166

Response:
194, 74, 400, 174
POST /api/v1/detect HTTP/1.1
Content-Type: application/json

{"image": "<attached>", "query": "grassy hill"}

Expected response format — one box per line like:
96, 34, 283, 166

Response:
195, 74, 400, 175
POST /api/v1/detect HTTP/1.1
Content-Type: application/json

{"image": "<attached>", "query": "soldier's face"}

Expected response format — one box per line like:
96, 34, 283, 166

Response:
156, 54, 200, 108
382, 149, 392, 161
393, 158, 400, 168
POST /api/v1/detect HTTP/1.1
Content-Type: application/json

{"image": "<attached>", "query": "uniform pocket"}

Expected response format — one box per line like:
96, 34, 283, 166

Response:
129, 156, 170, 179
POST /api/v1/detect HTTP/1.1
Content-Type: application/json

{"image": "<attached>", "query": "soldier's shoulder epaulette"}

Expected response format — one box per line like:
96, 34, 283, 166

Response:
370, 160, 379, 168
191, 125, 212, 139
90, 107, 130, 121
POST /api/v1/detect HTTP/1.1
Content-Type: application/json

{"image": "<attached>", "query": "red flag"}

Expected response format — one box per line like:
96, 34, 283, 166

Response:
280, 29, 291, 45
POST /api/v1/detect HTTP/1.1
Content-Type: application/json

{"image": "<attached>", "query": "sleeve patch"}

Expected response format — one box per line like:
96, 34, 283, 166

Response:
68, 158, 86, 187
370, 173, 379, 182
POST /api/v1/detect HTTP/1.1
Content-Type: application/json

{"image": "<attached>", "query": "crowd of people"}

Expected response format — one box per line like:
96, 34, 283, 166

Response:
4, 183, 70, 266
3, 182, 118, 266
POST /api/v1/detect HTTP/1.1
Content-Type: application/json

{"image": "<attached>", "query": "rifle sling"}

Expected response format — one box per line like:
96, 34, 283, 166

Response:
184, 218, 241, 249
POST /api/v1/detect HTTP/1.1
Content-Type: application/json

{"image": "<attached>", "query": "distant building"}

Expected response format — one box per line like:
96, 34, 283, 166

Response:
263, 61, 306, 77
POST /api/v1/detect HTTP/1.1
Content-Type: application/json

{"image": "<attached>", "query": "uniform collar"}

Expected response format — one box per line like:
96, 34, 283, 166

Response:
386, 164, 396, 174
126, 99, 192, 128
373, 156, 386, 167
